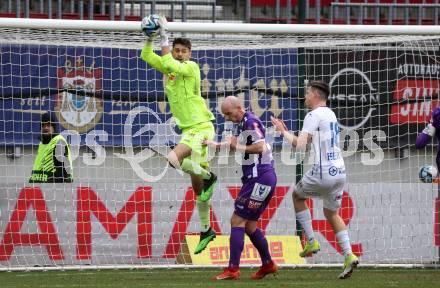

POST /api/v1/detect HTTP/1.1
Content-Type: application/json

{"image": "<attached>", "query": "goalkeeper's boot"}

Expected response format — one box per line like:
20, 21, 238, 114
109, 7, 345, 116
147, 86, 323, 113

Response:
338, 253, 359, 279
199, 172, 217, 202
194, 227, 216, 254
212, 267, 240, 280
299, 239, 320, 258
251, 260, 278, 280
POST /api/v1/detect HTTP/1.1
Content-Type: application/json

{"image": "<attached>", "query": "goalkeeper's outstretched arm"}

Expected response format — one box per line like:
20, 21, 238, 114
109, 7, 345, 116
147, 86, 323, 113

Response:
416, 107, 440, 149
140, 41, 166, 74
415, 123, 434, 149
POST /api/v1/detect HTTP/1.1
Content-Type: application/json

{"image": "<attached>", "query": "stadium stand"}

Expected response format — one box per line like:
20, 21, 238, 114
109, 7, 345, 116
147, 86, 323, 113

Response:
0, 0, 439, 25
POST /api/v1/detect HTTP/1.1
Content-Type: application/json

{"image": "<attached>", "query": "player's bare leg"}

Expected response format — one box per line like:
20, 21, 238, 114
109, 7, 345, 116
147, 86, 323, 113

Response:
167, 143, 191, 170
323, 208, 346, 233
324, 208, 359, 279
293, 193, 320, 257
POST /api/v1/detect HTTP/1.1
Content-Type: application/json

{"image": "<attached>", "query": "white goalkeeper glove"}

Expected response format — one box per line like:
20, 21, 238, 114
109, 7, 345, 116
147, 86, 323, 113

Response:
157, 16, 169, 48
422, 123, 436, 137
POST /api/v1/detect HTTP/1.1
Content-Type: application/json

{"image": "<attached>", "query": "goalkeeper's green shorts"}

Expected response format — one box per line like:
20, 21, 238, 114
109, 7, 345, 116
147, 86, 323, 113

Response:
180, 121, 215, 169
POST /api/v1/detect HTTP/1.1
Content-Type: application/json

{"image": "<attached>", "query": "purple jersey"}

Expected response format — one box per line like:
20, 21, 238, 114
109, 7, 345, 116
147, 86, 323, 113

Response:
415, 126, 440, 169
232, 111, 274, 180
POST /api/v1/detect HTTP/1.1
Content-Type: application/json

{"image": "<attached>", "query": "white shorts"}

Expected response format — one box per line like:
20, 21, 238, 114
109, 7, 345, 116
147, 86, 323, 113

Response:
294, 166, 346, 211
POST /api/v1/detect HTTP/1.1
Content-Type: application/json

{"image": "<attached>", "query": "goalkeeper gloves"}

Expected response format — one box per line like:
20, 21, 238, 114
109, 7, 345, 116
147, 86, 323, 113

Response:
422, 123, 436, 137
158, 16, 169, 48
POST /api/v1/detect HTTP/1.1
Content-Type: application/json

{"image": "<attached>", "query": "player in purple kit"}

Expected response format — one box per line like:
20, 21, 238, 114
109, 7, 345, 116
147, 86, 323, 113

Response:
206, 96, 278, 280
415, 107, 440, 170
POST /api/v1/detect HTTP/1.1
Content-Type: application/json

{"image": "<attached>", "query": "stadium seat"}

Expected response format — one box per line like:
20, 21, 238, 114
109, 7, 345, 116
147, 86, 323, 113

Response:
363, 18, 377, 25
422, 19, 435, 25
331, 19, 346, 25
0, 12, 17, 18
124, 15, 141, 21
250, 17, 287, 23
392, 19, 405, 25
29, 13, 49, 19
93, 14, 111, 20
251, 0, 298, 6
62, 13, 80, 20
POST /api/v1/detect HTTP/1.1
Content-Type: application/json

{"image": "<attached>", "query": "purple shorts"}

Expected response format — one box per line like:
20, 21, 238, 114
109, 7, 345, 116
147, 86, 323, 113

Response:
234, 169, 277, 221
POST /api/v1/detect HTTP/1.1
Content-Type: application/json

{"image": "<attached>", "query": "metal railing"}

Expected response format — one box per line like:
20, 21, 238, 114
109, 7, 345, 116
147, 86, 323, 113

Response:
1, 0, 218, 22
3, 0, 440, 25
330, 2, 440, 25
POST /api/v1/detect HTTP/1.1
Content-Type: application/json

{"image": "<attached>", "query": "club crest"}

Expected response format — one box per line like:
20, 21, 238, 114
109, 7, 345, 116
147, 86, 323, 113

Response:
55, 57, 103, 133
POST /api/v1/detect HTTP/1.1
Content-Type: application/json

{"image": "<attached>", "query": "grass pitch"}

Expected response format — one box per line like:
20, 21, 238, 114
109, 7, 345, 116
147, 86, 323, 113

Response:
0, 267, 439, 287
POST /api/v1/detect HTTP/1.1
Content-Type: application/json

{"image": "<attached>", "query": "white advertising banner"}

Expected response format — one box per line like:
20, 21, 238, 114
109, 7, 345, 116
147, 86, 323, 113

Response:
0, 182, 438, 268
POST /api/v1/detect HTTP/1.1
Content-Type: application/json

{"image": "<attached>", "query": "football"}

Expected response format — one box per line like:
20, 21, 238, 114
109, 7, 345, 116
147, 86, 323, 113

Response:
419, 165, 438, 183
141, 14, 161, 37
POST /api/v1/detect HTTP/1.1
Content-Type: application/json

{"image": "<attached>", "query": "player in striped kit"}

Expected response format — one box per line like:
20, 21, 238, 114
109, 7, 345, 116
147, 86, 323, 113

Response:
271, 81, 359, 279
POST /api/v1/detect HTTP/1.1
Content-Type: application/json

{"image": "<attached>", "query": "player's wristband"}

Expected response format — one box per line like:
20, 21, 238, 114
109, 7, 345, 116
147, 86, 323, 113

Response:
422, 123, 436, 137
160, 34, 169, 48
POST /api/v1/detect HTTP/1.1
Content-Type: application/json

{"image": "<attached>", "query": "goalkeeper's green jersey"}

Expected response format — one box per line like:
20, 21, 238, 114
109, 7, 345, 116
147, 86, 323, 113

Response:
140, 42, 215, 130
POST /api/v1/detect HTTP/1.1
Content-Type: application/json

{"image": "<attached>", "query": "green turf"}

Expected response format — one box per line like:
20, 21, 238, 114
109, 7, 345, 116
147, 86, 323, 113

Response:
0, 268, 439, 288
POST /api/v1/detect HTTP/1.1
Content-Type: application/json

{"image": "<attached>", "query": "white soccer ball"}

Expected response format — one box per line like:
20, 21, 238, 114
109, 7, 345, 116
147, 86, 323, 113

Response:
419, 165, 438, 183
141, 14, 161, 37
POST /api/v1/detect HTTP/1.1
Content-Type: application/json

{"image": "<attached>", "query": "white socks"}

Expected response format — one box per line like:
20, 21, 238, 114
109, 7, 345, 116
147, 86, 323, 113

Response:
336, 230, 352, 257
296, 209, 315, 244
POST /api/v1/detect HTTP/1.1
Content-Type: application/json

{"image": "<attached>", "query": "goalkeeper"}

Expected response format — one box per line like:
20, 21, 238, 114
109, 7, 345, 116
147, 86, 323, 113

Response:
415, 107, 440, 170
140, 15, 217, 254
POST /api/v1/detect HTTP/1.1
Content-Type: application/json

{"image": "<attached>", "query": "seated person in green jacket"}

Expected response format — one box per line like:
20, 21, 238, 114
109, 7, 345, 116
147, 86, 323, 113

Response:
29, 112, 73, 183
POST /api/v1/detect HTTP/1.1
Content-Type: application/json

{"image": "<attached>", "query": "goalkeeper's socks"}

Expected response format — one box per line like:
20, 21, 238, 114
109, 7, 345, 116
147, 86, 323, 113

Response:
296, 209, 315, 243
336, 230, 352, 257
181, 158, 211, 179
196, 198, 211, 232
229, 227, 245, 268
248, 228, 272, 265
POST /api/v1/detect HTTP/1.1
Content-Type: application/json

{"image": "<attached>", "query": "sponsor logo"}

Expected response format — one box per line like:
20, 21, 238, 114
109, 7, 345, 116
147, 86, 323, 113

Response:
250, 183, 272, 201
326, 151, 340, 161
398, 64, 440, 77
329, 166, 338, 176
248, 200, 262, 210
167, 73, 176, 81
390, 79, 439, 124
328, 67, 379, 130
329, 166, 345, 176
56, 57, 103, 133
